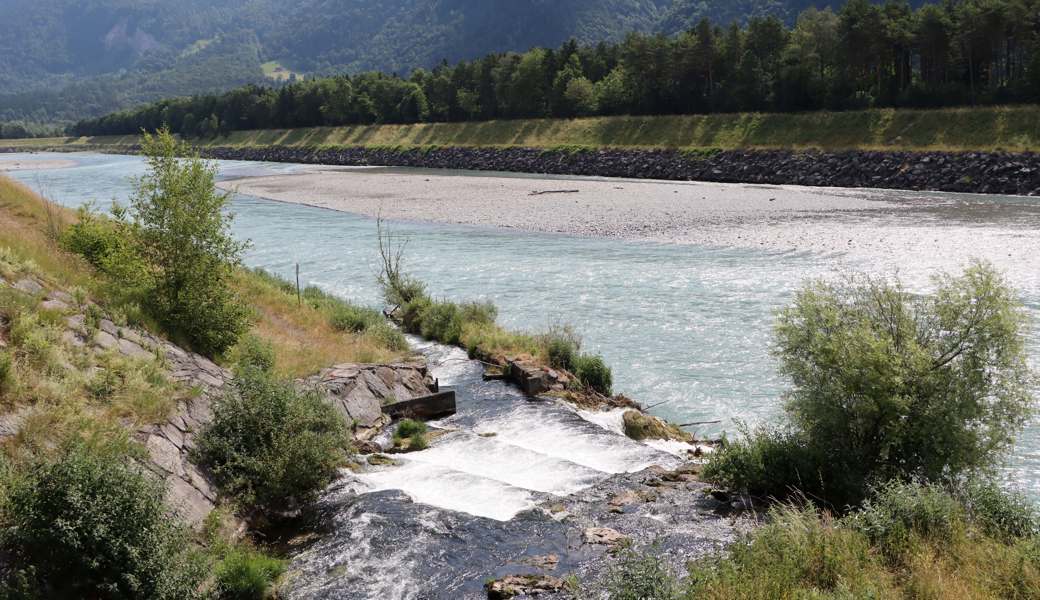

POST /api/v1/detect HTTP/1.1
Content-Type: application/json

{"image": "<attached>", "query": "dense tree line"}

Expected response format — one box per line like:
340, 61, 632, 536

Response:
72, 0, 1040, 137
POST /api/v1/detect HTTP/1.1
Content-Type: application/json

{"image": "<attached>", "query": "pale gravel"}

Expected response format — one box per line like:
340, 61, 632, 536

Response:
0, 158, 79, 172
218, 166, 1040, 289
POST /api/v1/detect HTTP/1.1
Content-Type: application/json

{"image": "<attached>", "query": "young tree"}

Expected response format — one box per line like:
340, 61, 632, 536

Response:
130, 128, 249, 355
708, 262, 1035, 507
774, 262, 1034, 488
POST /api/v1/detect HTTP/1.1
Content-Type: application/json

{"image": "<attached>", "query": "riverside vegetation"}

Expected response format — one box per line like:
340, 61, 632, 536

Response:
597, 262, 1040, 599
1, 132, 1038, 597
0, 129, 410, 598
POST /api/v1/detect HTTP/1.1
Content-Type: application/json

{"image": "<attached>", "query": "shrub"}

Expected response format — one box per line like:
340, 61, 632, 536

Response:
1, 441, 205, 598
717, 263, 1035, 507
364, 321, 409, 352
130, 128, 249, 356
232, 334, 275, 375
60, 206, 151, 293
192, 370, 349, 515
214, 547, 285, 600
545, 336, 578, 371
458, 301, 497, 326
686, 505, 896, 599
419, 301, 464, 345
602, 548, 680, 600
395, 419, 427, 439
574, 354, 613, 395
844, 481, 965, 560
329, 304, 381, 333
957, 479, 1040, 542
703, 426, 846, 505
399, 297, 432, 333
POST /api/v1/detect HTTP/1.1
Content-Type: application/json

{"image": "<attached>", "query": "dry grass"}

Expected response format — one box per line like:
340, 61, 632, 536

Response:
10, 105, 1040, 153
232, 270, 404, 378
0, 177, 93, 291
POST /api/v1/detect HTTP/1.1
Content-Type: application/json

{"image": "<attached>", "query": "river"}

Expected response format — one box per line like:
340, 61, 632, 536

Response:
5, 151, 1040, 595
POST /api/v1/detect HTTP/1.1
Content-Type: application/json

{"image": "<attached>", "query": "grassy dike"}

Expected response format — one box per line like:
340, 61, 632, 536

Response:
6, 105, 1040, 153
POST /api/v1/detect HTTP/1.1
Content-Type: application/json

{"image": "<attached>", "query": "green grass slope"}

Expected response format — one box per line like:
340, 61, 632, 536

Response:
6, 106, 1039, 153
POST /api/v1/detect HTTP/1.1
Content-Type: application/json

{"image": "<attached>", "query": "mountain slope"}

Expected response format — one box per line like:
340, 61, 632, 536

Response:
0, 0, 921, 125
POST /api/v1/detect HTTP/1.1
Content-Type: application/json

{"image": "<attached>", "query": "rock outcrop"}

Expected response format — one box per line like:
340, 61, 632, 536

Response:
299, 362, 435, 440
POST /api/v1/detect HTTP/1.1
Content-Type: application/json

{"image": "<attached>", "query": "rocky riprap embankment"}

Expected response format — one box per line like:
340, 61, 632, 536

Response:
207, 145, 1040, 196
7, 143, 1040, 195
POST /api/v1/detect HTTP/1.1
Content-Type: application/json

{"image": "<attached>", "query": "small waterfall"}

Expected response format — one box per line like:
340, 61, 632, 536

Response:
284, 338, 703, 598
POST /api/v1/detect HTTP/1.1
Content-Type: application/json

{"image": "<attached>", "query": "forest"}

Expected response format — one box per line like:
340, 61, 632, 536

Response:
66, 0, 1040, 138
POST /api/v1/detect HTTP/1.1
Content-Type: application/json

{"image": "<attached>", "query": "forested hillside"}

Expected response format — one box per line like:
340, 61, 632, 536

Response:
0, 0, 922, 127
71, 0, 1039, 139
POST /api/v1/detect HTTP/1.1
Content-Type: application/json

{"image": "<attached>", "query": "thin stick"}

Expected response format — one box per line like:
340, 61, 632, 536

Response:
677, 420, 722, 427
295, 263, 301, 306
644, 399, 673, 410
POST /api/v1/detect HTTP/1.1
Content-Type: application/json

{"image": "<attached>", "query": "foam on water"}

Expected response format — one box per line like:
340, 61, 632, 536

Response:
402, 432, 603, 495
353, 459, 537, 521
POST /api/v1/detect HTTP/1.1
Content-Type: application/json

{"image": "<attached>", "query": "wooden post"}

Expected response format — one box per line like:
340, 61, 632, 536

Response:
295, 263, 301, 306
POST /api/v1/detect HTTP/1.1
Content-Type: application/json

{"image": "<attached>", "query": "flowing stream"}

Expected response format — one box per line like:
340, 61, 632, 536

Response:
6, 151, 1040, 595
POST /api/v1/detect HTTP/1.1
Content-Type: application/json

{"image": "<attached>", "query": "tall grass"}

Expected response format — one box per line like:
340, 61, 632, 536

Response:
14, 105, 1040, 152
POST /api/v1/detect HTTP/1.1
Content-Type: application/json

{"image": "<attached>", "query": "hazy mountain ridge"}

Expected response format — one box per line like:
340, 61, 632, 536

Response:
0, 0, 915, 124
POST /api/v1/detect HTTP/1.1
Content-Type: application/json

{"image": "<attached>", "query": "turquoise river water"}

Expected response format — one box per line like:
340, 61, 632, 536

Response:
7, 151, 1040, 499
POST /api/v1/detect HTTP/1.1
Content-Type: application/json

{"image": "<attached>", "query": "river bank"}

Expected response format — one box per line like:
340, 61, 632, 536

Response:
5, 143, 1040, 196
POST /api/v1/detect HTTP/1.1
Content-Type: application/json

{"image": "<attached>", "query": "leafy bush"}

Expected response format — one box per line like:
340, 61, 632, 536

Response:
2, 441, 205, 598
419, 301, 464, 345
710, 263, 1035, 508
130, 129, 249, 356
395, 419, 428, 439
60, 206, 151, 293
364, 321, 409, 352
957, 479, 1040, 542
777, 263, 1032, 487
844, 481, 965, 560
546, 336, 578, 371
703, 427, 845, 504
574, 354, 613, 395
602, 548, 679, 600
193, 370, 349, 515
399, 297, 432, 333
214, 547, 285, 600
458, 301, 497, 326
329, 304, 381, 333
232, 334, 275, 375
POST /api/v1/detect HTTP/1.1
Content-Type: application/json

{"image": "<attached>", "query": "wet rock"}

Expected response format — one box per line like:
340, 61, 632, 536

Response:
301, 363, 435, 433
355, 440, 383, 454
609, 490, 641, 508
523, 554, 559, 570
485, 574, 565, 599
583, 527, 630, 547
622, 409, 692, 443
367, 454, 399, 466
